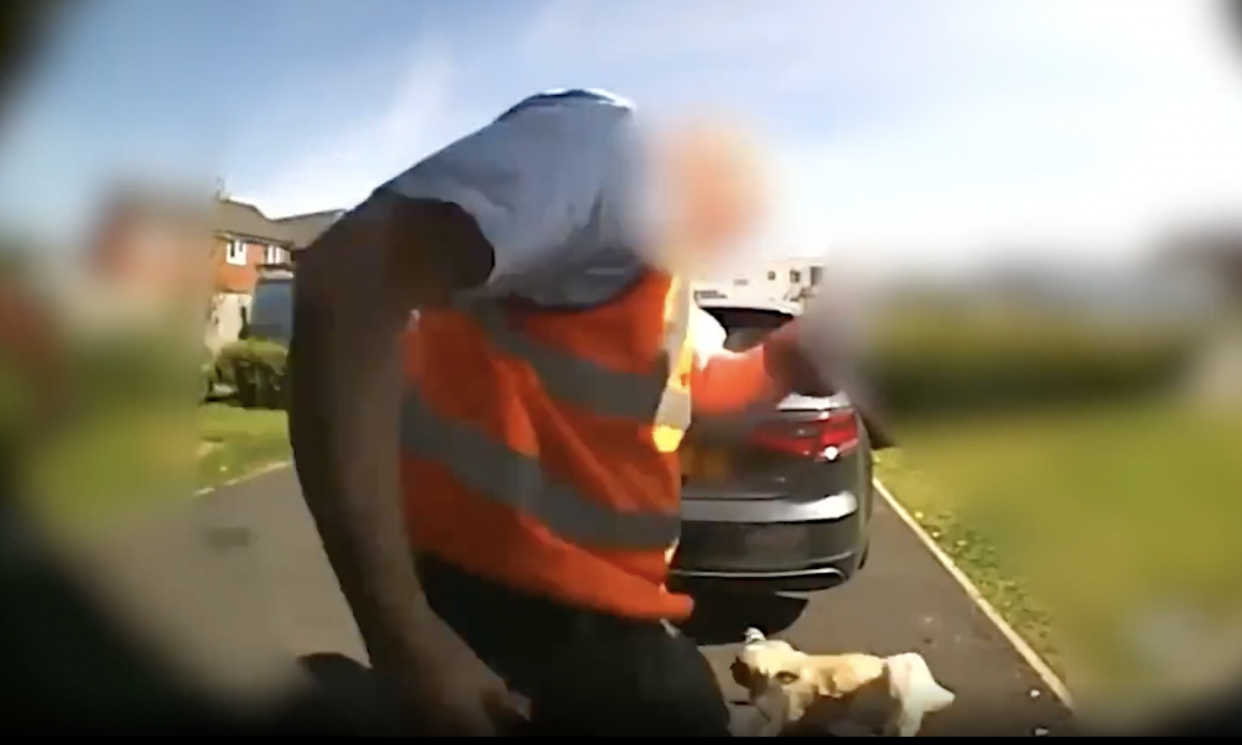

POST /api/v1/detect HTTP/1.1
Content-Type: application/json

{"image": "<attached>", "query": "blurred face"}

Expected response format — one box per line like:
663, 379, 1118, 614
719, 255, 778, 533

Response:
647, 119, 770, 274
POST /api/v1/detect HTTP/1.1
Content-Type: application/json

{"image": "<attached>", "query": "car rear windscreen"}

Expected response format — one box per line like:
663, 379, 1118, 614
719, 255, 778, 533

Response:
701, 307, 793, 352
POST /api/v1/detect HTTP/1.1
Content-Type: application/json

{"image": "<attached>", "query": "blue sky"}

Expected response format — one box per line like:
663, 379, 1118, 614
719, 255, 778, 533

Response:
3, 0, 1242, 273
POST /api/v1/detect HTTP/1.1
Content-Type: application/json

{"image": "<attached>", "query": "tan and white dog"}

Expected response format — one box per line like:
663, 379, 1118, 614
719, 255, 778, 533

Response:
731, 628, 956, 737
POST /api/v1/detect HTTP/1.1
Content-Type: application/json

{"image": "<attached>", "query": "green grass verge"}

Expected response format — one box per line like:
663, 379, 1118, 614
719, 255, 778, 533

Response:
196, 403, 290, 490
26, 404, 290, 525
874, 397, 1242, 692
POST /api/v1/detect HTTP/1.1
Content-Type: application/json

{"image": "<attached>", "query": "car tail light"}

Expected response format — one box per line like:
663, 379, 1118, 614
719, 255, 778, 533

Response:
747, 409, 860, 461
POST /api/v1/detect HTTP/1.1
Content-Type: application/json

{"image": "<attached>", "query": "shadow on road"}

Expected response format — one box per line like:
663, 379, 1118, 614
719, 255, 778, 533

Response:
675, 591, 809, 646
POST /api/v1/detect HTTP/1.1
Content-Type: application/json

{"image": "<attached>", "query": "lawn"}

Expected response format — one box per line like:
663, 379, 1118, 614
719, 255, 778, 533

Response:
874, 395, 1242, 703
26, 404, 290, 525
196, 403, 290, 490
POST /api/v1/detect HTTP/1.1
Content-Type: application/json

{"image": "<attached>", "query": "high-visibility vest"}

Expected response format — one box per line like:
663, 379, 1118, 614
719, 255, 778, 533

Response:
399, 270, 696, 621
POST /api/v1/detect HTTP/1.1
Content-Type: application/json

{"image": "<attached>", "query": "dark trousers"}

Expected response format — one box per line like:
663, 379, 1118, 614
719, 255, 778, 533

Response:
418, 557, 732, 737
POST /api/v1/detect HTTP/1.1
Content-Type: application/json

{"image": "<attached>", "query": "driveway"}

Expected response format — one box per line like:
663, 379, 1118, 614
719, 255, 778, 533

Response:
194, 469, 1075, 736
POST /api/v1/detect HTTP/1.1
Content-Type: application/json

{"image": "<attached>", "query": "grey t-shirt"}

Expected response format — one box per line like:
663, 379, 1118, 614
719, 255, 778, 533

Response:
381, 88, 650, 309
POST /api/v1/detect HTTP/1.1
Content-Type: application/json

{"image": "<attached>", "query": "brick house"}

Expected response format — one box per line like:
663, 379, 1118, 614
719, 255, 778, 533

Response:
212, 200, 344, 290
208, 200, 342, 349
87, 188, 341, 349
212, 199, 294, 294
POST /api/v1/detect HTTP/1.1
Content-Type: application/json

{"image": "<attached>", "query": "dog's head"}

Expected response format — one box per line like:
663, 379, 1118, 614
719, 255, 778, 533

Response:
731, 628, 809, 692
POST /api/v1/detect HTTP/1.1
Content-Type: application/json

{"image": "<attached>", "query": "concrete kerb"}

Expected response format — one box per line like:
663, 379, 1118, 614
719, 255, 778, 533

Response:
195, 461, 292, 497
872, 478, 1075, 709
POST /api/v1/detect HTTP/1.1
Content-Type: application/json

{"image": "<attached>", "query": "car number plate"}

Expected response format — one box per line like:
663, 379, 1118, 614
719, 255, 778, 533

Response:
682, 445, 731, 480
744, 524, 809, 554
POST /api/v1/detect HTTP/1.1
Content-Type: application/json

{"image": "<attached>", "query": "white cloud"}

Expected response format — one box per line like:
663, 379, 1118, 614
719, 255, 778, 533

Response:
239, 40, 461, 217
775, 74, 1242, 269
248, 0, 1242, 274
753, 0, 1242, 272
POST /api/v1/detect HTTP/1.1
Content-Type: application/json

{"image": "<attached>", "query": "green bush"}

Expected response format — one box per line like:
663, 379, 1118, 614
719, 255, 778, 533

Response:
866, 311, 1199, 420
219, 339, 288, 410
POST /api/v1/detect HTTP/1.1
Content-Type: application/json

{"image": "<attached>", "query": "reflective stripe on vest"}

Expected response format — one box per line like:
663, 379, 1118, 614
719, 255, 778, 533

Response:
652, 277, 694, 453
400, 389, 681, 550
451, 281, 692, 428
400, 278, 692, 551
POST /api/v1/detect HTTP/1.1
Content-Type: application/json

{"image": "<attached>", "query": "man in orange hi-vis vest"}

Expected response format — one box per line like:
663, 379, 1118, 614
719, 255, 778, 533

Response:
289, 89, 861, 736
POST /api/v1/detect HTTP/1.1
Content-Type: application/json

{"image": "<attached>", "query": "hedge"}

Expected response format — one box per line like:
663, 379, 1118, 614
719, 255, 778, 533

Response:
863, 309, 1199, 420
205, 314, 1193, 417
217, 339, 289, 410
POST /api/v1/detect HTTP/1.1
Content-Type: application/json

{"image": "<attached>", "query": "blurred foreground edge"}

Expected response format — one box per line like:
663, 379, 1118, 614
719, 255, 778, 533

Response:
0, 0, 77, 112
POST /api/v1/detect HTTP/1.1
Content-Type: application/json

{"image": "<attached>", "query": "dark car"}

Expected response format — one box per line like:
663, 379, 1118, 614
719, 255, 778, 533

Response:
247, 265, 295, 345
670, 298, 880, 594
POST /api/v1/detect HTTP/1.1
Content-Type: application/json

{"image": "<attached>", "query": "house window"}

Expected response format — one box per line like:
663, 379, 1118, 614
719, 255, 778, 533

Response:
767, 271, 777, 281
225, 240, 247, 266
790, 269, 802, 284
810, 266, 824, 286
265, 244, 287, 265
733, 278, 749, 287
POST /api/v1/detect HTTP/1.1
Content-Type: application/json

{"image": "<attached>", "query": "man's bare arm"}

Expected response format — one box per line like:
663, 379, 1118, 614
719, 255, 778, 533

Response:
691, 319, 895, 448
288, 194, 492, 688
688, 306, 821, 416
287, 92, 638, 722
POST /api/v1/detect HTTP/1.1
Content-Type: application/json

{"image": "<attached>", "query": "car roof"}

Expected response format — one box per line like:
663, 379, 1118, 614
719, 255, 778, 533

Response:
256, 264, 295, 281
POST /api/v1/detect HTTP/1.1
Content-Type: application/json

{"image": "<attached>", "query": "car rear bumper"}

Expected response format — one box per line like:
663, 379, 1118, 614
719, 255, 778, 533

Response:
670, 490, 869, 593
669, 550, 864, 593
670, 558, 864, 593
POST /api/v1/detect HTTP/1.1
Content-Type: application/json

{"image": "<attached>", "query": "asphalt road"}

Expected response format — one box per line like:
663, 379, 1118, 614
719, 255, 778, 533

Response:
190, 468, 1075, 736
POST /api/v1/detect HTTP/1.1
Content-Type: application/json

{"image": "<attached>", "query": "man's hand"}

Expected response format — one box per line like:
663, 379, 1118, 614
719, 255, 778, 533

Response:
399, 665, 525, 736
367, 612, 525, 736
762, 267, 897, 448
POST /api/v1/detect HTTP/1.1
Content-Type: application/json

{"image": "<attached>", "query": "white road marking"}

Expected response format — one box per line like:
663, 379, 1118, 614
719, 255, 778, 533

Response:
195, 461, 292, 497
873, 479, 1075, 709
